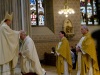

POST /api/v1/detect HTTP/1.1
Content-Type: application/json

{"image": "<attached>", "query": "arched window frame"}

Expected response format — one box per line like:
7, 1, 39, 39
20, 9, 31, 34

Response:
80, 0, 99, 25
30, 0, 45, 26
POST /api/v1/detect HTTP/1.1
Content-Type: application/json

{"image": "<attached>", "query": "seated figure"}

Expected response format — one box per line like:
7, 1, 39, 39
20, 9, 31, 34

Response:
51, 47, 56, 54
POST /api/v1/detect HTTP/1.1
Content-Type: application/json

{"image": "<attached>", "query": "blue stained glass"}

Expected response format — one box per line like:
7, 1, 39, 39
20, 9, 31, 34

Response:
80, 0, 98, 25
30, 0, 36, 4
30, 0, 45, 26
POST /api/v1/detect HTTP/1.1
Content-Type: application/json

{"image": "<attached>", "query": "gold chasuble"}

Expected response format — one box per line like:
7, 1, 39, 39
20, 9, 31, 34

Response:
81, 33, 100, 75
56, 37, 72, 75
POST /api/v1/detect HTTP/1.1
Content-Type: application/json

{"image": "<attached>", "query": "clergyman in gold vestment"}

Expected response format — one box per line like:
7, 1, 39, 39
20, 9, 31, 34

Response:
76, 25, 99, 75
56, 31, 72, 75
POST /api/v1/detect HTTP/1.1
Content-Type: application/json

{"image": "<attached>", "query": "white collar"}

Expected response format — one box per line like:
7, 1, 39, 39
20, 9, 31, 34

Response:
24, 35, 29, 42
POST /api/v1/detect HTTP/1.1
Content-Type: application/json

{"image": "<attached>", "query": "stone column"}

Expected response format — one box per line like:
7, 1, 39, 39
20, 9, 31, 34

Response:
20, 0, 31, 36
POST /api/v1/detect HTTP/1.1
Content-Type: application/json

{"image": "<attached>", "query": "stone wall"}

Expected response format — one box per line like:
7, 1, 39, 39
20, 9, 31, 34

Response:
53, 0, 81, 45
31, 0, 81, 59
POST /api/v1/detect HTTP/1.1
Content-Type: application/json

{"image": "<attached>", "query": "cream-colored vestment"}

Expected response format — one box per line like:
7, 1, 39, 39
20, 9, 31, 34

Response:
0, 23, 19, 75
20, 36, 45, 75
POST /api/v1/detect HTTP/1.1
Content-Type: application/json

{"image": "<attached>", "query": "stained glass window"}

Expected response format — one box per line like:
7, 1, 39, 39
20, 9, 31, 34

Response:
30, 0, 44, 26
80, 0, 98, 25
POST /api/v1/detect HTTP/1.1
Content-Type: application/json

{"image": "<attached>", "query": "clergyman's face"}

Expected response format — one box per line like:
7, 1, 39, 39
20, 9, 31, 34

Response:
59, 32, 64, 38
81, 27, 87, 34
20, 34, 25, 40
7, 20, 12, 26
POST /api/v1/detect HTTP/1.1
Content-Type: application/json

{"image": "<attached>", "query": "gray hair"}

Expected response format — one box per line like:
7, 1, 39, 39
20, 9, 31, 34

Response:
81, 25, 89, 31
20, 30, 27, 35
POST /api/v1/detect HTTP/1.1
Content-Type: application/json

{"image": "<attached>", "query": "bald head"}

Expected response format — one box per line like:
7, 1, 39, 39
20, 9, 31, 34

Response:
81, 25, 89, 35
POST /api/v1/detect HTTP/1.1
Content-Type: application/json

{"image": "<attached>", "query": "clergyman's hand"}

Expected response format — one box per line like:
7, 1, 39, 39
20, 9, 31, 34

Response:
19, 52, 22, 56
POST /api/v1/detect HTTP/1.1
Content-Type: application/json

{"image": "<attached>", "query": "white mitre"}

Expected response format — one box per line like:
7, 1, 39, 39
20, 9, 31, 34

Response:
4, 12, 13, 21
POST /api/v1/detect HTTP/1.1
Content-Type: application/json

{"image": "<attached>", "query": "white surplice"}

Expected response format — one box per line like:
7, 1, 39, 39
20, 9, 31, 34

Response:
76, 37, 85, 75
0, 63, 10, 75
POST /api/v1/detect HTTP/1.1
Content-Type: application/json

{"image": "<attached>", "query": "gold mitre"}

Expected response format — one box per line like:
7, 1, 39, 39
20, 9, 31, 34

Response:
4, 12, 13, 21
